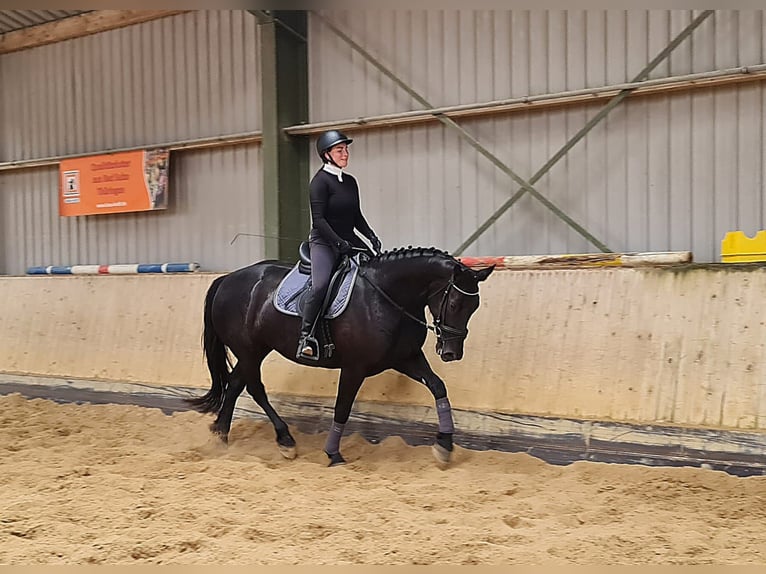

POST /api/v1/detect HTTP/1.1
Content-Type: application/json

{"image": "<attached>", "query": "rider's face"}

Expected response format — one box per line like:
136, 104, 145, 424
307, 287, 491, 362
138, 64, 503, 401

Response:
328, 143, 349, 168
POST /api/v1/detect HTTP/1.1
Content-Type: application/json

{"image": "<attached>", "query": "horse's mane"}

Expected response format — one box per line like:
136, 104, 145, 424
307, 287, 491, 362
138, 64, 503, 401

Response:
368, 246, 464, 268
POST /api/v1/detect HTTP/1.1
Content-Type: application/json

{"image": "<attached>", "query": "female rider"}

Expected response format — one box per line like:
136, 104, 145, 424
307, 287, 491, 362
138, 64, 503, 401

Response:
298, 129, 382, 359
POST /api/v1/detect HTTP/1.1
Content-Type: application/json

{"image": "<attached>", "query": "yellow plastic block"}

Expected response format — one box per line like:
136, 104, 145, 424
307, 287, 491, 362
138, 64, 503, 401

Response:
721, 230, 766, 263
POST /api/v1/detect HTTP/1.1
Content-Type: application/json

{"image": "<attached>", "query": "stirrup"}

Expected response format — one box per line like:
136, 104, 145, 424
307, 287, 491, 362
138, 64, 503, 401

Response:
297, 335, 319, 361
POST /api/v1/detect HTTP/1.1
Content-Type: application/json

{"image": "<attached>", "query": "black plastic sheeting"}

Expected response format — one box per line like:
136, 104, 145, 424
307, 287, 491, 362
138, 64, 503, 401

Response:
2, 380, 765, 478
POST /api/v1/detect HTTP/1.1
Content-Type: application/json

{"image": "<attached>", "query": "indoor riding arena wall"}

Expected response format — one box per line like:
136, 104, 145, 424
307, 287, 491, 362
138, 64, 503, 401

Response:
1, 265, 765, 434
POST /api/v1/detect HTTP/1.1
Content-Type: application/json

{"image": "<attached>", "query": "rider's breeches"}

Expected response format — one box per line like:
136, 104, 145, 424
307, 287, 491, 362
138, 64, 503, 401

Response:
302, 242, 337, 334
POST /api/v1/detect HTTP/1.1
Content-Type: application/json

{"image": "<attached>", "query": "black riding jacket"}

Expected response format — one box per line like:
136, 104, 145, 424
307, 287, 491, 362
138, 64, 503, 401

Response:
308, 165, 374, 250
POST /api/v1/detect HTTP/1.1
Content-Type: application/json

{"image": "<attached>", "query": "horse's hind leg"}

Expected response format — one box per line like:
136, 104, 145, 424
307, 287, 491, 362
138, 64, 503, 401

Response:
210, 364, 247, 443
242, 357, 297, 459
393, 351, 454, 466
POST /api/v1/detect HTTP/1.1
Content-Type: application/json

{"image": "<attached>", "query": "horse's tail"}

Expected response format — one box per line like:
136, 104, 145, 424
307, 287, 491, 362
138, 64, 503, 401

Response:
186, 275, 230, 414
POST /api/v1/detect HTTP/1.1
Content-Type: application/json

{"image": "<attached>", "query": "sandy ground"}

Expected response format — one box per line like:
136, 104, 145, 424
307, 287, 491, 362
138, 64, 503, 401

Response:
1, 393, 765, 565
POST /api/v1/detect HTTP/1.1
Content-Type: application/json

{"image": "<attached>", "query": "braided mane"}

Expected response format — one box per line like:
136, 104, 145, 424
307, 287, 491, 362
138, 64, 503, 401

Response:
369, 245, 463, 267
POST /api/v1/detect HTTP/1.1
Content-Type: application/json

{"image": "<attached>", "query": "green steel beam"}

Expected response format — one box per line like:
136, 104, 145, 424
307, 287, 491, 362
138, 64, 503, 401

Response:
250, 10, 309, 261
455, 9, 715, 255
312, 10, 609, 253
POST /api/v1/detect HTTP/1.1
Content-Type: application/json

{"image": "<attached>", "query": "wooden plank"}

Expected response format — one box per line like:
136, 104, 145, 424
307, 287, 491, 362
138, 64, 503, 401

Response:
459, 251, 693, 270
284, 70, 766, 137
0, 10, 189, 55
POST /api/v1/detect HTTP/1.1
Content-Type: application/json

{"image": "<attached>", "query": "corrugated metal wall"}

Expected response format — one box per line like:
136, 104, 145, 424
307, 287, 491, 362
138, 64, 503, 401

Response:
3, 10, 766, 273
308, 10, 766, 261
0, 147, 262, 274
0, 10, 264, 274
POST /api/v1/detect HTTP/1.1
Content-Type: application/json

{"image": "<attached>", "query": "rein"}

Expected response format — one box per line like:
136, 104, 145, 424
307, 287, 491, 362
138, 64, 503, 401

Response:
357, 266, 478, 343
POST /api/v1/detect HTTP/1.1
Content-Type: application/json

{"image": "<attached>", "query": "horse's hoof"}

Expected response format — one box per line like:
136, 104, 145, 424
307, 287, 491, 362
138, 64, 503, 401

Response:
432, 443, 451, 466
210, 428, 229, 444
326, 452, 346, 467
278, 445, 297, 460
215, 434, 229, 445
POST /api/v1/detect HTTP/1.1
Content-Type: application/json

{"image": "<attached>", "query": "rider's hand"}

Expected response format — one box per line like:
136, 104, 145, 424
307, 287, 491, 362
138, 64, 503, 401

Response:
337, 240, 353, 255
370, 234, 382, 254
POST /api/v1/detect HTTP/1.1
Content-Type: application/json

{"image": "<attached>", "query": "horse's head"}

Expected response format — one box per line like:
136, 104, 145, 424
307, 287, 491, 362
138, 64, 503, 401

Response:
428, 263, 494, 362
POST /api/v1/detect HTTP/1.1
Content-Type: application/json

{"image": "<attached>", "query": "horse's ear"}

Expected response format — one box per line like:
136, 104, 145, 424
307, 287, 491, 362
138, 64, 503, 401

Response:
474, 265, 495, 282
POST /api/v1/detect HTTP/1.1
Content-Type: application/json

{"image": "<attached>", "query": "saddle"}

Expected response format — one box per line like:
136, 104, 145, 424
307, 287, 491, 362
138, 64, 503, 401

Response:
273, 242, 360, 360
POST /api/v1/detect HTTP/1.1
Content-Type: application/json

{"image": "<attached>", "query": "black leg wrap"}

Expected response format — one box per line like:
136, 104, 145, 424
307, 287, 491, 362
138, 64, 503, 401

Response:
326, 451, 346, 467
436, 432, 454, 452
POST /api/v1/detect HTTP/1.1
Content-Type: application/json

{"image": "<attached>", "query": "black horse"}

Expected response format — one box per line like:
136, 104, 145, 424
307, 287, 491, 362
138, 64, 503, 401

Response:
187, 246, 494, 466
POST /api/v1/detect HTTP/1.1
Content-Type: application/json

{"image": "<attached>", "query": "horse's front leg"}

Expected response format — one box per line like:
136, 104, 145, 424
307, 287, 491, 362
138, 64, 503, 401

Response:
393, 351, 454, 466
325, 367, 365, 467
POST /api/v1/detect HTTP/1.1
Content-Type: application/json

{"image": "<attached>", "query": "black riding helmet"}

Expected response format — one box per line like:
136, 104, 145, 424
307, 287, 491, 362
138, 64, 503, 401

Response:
316, 129, 353, 165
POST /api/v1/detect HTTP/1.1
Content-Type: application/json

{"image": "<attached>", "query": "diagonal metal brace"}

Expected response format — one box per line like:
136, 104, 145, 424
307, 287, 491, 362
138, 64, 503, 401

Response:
311, 10, 610, 253
455, 9, 715, 255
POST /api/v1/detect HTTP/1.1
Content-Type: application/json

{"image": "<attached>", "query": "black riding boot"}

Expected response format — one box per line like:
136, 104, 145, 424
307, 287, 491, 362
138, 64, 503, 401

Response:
297, 293, 323, 359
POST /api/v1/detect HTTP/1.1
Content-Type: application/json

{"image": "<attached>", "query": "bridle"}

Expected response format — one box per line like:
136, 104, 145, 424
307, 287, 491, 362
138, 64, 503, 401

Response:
357, 267, 479, 347
432, 279, 480, 344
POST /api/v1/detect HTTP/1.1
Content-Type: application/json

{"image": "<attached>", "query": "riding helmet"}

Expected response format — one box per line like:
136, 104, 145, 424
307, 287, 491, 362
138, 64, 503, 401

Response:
316, 129, 353, 162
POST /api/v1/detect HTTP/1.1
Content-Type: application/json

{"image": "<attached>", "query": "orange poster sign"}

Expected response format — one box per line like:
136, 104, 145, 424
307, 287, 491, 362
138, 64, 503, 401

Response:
59, 149, 169, 216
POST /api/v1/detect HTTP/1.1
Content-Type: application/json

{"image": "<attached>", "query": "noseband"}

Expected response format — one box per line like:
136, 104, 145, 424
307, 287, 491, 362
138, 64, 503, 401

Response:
358, 268, 479, 347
